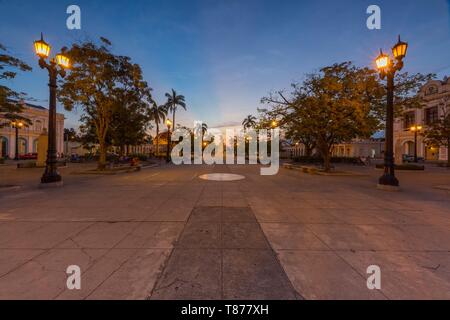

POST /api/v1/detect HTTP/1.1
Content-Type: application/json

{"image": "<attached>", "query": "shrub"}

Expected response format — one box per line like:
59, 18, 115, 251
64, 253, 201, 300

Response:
129, 153, 149, 161
293, 156, 365, 165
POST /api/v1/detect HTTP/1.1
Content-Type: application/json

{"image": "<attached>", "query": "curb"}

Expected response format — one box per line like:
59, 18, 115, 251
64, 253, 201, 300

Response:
283, 163, 366, 176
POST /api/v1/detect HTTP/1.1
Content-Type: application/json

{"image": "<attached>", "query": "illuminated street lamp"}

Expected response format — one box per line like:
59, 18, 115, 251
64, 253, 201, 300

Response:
11, 120, 24, 161
271, 120, 278, 129
410, 125, 423, 163
375, 35, 408, 189
34, 33, 70, 184
166, 119, 172, 163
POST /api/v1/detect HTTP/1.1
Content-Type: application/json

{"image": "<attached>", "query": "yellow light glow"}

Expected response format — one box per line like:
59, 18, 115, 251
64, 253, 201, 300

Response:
375, 52, 390, 70
166, 119, 172, 127
56, 54, 70, 69
271, 121, 278, 128
392, 36, 408, 60
18, 122, 24, 128
34, 34, 51, 58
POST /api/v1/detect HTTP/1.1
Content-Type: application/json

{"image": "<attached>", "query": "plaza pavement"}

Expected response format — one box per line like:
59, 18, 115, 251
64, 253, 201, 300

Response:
0, 162, 450, 300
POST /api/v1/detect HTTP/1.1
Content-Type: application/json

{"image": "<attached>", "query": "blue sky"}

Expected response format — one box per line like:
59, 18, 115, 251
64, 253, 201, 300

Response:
1, 0, 449, 130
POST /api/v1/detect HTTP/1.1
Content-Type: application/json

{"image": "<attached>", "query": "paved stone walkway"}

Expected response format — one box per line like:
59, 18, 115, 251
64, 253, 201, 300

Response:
0, 163, 450, 299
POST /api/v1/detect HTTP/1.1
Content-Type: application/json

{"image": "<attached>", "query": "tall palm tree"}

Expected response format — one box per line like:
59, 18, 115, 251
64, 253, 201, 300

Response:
165, 89, 186, 130
149, 102, 168, 156
242, 115, 257, 129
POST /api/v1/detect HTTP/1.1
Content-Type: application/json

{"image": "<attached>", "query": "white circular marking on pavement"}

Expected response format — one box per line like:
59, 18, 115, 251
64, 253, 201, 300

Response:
198, 173, 245, 181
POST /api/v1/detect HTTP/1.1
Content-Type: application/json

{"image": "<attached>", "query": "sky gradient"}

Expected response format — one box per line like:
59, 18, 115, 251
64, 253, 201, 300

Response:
1, 0, 449, 130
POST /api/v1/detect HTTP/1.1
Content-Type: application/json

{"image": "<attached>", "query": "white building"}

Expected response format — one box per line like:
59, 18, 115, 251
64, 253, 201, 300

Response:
0, 102, 65, 158
287, 138, 384, 159
394, 77, 449, 162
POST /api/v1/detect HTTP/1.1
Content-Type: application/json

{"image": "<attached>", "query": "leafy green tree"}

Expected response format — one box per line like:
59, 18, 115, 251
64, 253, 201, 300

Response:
0, 43, 32, 127
109, 86, 152, 155
262, 62, 433, 171
59, 38, 151, 169
149, 102, 168, 156
263, 62, 384, 171
165, 89, 186, 129
64, 128, 80, 142
424, 97, 450, 166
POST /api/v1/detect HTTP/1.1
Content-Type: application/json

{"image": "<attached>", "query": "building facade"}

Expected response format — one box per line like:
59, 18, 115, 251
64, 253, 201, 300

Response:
0, 102, 65, 159
288, 138, 384, 159
393, 78, 449, 163
331, 138, 384, 158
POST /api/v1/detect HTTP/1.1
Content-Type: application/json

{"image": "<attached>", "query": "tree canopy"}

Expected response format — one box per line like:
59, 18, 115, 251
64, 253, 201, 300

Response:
0, 43, 32, 127
59, 38, 152, 169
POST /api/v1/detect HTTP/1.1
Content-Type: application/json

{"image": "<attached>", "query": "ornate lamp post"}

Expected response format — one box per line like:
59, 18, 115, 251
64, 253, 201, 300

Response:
166, 119, 172, 163
11, 120, 24, 161
34, 33, 70, 184
375, 35, 408, 189
410, 125, 423, 163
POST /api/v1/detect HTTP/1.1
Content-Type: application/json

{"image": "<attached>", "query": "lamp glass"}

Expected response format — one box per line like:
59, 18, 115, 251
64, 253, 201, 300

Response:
393, 41, 408, 59
56, 54, 70, 69
34, 39, 51, 58
375, 54, 390, 70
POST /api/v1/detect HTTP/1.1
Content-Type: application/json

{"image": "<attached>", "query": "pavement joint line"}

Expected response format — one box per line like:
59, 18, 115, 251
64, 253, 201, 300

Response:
147, 182, 206, 299
52, 205, 168, 299
0, 221, 96, 280
81, 248, 144, 300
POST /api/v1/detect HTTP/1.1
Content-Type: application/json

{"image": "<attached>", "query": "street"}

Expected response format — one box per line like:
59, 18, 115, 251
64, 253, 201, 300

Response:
1, 163, 450, 299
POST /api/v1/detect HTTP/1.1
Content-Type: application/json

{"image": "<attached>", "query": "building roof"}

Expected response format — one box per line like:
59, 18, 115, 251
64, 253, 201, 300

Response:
24, 102, 47, 110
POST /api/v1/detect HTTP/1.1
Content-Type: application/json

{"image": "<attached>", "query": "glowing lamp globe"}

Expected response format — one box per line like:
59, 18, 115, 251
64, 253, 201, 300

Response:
392, 36, 408, 60
34, 33, 51, 59
375, 50, 390, 71
56, 53, 70, 69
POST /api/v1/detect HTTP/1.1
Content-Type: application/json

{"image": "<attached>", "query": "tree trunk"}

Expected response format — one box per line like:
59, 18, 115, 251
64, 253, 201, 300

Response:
318, 141, 332, 172
98, 141, 107, 171
323, 150, 331, 172
156, 123, 160, 157
305, 145, 313, 157
173, 110, 176, 132
447, 139, 450, 167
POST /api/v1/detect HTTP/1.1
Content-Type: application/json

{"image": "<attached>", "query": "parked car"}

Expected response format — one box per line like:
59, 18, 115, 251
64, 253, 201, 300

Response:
402, 154, 424, 163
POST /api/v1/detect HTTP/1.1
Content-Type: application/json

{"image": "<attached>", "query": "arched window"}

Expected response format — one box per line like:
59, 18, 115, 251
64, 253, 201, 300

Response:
33, 139, 39, 153
0, 136, 9, 158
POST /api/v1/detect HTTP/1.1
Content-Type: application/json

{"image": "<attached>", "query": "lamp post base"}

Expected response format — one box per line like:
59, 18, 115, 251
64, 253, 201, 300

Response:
378, 173, 399, 187
39, 180, 63, 188
377, 183, 400, 192
41, 173, 62, 184
377, 173, 400, 191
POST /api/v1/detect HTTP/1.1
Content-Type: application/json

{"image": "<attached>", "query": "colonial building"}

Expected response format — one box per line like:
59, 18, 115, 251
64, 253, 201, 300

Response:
0, 102, 65, 159
287, 138, 384, 159
393, 77, 449, 163
331, 138, 384, 158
